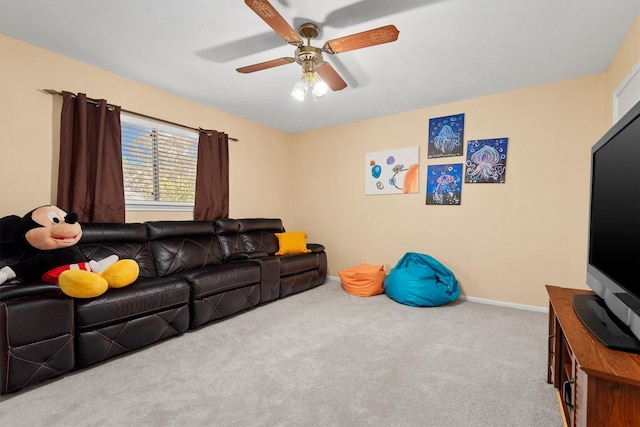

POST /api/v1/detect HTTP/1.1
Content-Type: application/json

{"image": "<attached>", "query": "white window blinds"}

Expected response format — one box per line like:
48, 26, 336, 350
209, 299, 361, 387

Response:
121, 113, 198, 210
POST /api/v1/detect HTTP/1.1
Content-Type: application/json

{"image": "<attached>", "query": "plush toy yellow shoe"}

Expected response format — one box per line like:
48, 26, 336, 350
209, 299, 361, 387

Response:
99, 259, 139, 288
58, 269, 109, 298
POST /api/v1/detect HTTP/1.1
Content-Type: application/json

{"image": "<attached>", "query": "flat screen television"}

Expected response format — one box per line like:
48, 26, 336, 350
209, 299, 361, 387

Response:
578, 98, 640, 353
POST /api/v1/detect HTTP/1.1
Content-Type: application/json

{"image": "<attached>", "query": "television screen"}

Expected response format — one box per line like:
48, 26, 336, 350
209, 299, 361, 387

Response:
589, 113, 640, 297
582, 100, 640, 351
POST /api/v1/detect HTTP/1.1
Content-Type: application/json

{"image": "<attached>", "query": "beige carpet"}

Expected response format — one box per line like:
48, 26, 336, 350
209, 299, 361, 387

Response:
0, 279, 562, 426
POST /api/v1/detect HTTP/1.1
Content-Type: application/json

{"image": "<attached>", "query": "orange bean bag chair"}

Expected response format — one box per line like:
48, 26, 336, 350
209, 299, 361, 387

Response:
338, 264, 385, 297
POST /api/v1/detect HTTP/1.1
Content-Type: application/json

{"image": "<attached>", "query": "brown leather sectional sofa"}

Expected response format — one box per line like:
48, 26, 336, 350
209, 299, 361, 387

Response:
0, 218, 327, 394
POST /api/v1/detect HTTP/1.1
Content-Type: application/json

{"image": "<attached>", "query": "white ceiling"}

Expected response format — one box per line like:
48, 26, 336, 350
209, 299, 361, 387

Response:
1, 0, 639, 133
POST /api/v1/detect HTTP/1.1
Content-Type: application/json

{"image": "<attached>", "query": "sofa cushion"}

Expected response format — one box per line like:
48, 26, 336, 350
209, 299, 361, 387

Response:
280, 269, 322, 298
75, 277, 190, 329
147, 221, 223, 277
240, 232, 279, 255
150, 236, 223, 277
180, 262, 261, 299
238, 218, 283, 255
79, 223, 156, 279
279, 253, 320, 276
214, 219, 244, 258
190, 285, 260, 328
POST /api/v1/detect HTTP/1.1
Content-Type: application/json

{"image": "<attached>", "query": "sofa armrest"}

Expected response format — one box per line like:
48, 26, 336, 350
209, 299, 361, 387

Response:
226, 251, 268, 261
0, 283, 62, 301
307, 243, 325, 253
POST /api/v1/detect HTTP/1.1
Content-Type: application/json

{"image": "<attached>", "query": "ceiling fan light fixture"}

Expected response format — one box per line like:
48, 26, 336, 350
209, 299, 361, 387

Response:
311, 74, 329, 99
291, 71, 328, 101
290, 47, 329, 101
291, 73, 309, 101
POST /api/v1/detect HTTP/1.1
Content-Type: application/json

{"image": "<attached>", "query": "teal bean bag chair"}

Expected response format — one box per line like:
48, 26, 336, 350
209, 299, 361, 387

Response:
383, 252, 460, 306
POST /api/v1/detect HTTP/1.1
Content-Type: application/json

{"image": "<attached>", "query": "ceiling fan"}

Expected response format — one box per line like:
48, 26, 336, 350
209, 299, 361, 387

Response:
236, 0, 400, 100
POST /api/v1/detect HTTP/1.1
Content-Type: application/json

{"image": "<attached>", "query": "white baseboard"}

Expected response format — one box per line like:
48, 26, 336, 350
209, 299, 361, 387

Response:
458, 295, 548, 313
327, 275, 548, 313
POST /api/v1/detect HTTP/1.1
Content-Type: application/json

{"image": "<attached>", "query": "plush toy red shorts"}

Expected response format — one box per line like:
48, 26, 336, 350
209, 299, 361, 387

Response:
41, 262, 92, 284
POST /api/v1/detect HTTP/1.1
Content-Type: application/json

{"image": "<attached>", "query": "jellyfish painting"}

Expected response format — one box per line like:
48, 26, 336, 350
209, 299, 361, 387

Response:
433, 125, 460, 154
426, 164, 463, 205
428, 113, 465, 158
434, 174, 456, 204
464, 138, 508, 184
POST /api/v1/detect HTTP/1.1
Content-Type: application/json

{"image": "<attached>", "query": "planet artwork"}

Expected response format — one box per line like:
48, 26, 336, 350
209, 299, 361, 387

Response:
365, 147, 420, 195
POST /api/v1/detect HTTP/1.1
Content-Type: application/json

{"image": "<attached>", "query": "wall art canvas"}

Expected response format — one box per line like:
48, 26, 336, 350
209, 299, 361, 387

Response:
365, 146, 420, 195
426, 163, 463, 205
428, 113, 465, 158
464, 138, 508, 183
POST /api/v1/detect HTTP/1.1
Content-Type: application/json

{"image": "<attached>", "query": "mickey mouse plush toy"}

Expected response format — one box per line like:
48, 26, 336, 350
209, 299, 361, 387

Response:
0, 205, 139, 298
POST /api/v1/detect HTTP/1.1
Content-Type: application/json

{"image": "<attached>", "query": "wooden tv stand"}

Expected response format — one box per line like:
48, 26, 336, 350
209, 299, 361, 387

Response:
546, 285, 640, 426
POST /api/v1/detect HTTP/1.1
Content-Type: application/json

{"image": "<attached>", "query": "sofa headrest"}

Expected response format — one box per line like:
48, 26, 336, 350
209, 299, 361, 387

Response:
80, 223, 148, 244
237, 218, 284, 233
214, 219, 240, 235
147, 221, 215, 240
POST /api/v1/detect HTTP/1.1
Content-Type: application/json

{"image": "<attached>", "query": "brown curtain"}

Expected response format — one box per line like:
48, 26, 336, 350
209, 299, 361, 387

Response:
194, 129, 229, 220
57, 91, 125, 222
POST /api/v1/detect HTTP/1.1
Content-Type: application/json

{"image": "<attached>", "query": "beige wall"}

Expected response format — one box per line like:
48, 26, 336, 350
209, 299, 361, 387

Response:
289, 76, 603, 308
0, 34, 293, 223
2, 16, 639, 308
288, 16, 640, 308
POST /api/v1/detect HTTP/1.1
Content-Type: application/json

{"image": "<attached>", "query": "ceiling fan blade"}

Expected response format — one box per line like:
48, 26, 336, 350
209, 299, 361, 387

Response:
323, 25, 399, 54
236, 57, 295, 74
245, 0, 302, 46
316, 62, 347, 91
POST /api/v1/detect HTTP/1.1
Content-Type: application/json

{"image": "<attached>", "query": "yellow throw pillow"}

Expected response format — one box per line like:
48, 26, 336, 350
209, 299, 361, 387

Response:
275, 231, 312, 255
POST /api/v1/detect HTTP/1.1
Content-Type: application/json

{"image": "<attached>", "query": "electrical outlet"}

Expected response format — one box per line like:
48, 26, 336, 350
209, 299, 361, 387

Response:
383, 264, 391, 274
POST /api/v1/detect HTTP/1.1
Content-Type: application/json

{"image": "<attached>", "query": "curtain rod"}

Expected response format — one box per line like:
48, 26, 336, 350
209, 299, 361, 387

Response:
42, 89, 239, 141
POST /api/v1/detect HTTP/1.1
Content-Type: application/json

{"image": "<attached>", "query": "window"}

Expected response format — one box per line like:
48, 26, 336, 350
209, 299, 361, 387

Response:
614, 60, 640, 124
121, 114, 198, 211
